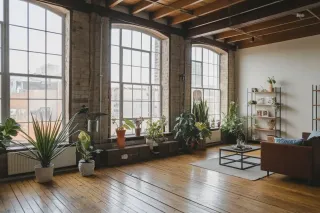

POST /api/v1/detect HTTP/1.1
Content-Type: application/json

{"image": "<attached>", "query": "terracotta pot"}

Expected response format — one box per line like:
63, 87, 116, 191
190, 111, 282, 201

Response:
135, 128, 141, 137
269, 84, 274, 92
34, 164, 54, 183
116, 129, 126, 149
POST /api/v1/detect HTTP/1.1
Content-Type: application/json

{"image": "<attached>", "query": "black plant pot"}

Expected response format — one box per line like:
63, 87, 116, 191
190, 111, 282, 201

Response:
222, 132, 237, 144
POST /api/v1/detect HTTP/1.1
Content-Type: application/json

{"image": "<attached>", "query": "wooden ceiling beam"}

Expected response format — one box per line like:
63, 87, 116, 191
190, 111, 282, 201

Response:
227, 17, 320, 43
171, 0, 245, 25
189, 0, 281, 29
152, 0, 202, 20
191, 37, 236, 51
132, 1, 156, 14
188, 0, 320, 38
237, 23, 320, 49
109, 0, 124, 8
215, 14, 314, 40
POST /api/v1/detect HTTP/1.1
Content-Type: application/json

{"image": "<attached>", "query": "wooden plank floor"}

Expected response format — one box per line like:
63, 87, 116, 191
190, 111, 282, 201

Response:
1, 145, 320, 213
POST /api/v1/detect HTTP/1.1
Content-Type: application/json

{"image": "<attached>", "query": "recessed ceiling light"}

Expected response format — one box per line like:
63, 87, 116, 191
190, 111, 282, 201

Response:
296, 13, 305, 18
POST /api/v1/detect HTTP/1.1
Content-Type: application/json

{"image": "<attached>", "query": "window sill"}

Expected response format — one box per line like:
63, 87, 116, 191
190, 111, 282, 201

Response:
5, 143, 75, 153
107, 132, 173, 142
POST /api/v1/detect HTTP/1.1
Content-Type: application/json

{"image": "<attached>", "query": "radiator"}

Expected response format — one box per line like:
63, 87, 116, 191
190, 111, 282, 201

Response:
8, 146, 77, 175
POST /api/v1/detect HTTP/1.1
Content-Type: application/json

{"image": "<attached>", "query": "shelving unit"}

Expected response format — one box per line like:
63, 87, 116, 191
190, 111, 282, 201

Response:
246, 87, 282, 142
312, 85, 320, 130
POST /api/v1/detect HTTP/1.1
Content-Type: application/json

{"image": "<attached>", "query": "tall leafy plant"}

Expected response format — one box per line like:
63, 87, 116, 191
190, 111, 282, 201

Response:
13, 113, 79, 168
0, 118, 20, 150
220, 102, 245, 139
192, 100, 209, 126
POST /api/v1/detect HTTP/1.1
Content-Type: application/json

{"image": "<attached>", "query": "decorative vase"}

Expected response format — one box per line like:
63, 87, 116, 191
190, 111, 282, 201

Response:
135, 128, 141, 137
78, 160, 95, 176
269, 84, 274, 92
34, 164, 54, 183
116, 129, 126, 149
267, 119, 276, 130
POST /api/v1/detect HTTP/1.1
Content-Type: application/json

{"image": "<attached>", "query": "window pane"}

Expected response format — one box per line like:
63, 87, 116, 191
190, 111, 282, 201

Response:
132, 50, 141, 67
142, 33, 150, 51
123, 49, 131, 65
111, 28, 120, 45
196, 62, 201, 75
110, 119, 118, 136
142, 52, 149, 68
142, 102, 150, 117
133, 102, 141, 118
123, 65, 131, 82
29, 100, 45, 120
47, 78, 62, 99
47, 55, 62, 76
123, 84, 132, 101
111, 64, 119, 82
123, 102, 132, 118
29, 53, 45, 75
47, 100, 62, 120
47, 10, 62, 34
29, 29, 45, 53
152, 53, 160, 69
152, 102, 160, 118
203, 48, 208, 63
152, 38, 160, 53
152, 86, 160, 102
9, 0, 27, 27
10, 100, 28, 122
111, 83, 120, 101
192, 47, 195, 60
151, 69, 160, 84
10, 50, 28, 74
111, 46, 119, 64
10, 76, 28, 99
47, 33, 62, 54
111, 102, 119, 119
203, 63, 208, 76
132, 67, 141, 83
141, 68, 149, 84
142, 86, 150, 101
122, 29, 131, 48
195, 47, 202, 61
10, 26, 27, 50
29, 77, 45, 99
132, 31, 141, 49
29, 3, 45, 30
133, 85, 141, 101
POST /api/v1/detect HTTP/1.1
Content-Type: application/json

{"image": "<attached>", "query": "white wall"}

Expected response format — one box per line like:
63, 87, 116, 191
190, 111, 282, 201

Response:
236, 35, 320, 138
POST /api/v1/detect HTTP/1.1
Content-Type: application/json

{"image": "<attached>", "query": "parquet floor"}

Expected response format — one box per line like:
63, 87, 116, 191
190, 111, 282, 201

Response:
1, 145, 320, 213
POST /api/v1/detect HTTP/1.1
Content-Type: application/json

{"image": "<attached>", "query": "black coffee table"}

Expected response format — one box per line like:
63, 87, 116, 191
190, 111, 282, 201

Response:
219, 146, 261, 170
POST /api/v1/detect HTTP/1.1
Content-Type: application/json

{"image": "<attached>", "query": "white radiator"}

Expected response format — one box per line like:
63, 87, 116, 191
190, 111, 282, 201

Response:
8, 147, 77, 175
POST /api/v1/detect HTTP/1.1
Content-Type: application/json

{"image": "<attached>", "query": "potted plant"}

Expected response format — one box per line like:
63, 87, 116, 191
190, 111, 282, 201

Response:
267, 76, 276, 92
111, 119, 135, 149
145, 116, 167, 149
76, 131, 102, 176
220, 102, 245, 144
134, 117, 144, 137
173, 112, 210, 153
192, 100, 209, 127
12, 113, 79, 183
0, 118, 20, 178
195, 122, 211, 150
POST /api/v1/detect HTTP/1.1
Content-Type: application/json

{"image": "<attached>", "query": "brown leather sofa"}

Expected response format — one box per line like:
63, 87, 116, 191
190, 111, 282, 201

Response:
261, 132, 320, 184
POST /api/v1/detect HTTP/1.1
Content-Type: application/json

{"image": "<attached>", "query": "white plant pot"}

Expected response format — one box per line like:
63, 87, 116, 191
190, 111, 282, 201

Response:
146, 138, 155, 150
78, 160, 95, 177
34, 164, 54, 183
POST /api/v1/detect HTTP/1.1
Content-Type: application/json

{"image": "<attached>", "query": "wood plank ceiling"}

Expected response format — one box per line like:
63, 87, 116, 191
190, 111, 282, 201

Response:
109, 0, 320, 49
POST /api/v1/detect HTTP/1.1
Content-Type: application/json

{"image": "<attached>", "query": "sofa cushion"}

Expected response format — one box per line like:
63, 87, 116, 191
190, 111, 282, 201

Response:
274, 138, 304, 145
307, 130, 320, 140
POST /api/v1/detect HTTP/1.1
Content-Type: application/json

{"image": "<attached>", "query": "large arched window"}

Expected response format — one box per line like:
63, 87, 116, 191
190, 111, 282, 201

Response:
0, 0, 65, 141
192, 46, 220, 127
110, 26, 162, 135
